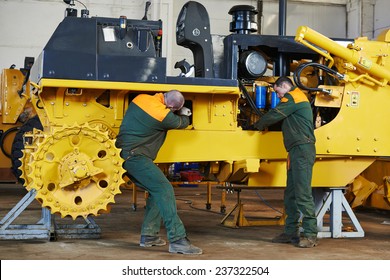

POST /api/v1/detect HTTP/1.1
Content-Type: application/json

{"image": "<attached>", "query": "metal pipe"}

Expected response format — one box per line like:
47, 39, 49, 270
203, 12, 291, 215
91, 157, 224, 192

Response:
278, 0, 287, 36
257, 0, 263, 34
276, 0, 287, 76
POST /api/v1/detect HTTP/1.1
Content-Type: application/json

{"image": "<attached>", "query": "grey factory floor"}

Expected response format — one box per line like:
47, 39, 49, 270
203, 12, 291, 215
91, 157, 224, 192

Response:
0, 182, 390, 261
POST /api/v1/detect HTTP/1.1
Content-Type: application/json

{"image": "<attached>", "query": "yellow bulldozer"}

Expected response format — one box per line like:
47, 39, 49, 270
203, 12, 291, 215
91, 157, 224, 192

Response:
0, 1, 389, 239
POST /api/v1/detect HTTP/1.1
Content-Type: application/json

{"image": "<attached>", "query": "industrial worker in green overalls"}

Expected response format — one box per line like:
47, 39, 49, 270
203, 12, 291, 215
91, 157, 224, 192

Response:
254, 76, 318, 248
116, 90, 202, 255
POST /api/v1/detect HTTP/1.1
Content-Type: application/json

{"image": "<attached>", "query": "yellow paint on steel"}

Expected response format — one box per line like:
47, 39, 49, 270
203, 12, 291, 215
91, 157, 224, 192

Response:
26, 123, 125, 219
295, 26, 390, 85
248, 157, 374, 188
0, 69, 30, 124
37, 78, 241, 94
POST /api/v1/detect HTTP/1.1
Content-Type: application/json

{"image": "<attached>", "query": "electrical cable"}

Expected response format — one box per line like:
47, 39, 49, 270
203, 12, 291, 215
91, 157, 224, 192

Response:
176, 197, 225, 215
178, 190, 283, 216
64, 0, 87, 10
74, 0, 87, 10
36, 100, 44, 109
254, 190, 283, 215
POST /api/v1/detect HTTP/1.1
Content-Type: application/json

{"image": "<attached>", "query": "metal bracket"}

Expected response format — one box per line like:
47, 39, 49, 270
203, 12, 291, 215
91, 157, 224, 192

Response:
0, 189, 101, 240
314, 188, 365, 238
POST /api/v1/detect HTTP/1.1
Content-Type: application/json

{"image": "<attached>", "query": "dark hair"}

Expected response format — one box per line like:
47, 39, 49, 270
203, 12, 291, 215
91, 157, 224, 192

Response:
274, 76, 293, 88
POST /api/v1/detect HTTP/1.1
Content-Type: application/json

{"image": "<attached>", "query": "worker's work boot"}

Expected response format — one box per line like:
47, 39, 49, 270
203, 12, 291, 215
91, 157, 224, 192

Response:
139, 235, 167, 247
272, 232, 300, 244
169, 237, 203, 255
297, 236, 318, 248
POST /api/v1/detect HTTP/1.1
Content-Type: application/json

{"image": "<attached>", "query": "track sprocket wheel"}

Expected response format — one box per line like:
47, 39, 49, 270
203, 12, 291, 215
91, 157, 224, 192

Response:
12, 115, 43, 184
27, 123, 125, 219
19, 129, 45, 189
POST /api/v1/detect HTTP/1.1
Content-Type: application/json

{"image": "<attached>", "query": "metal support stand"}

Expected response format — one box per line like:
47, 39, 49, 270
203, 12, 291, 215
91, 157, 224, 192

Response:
0, 189, 52, 240
53, 216, 101, 239
219, 187, 285, 228
0, 189, 101, 240
315, 188, 364, 238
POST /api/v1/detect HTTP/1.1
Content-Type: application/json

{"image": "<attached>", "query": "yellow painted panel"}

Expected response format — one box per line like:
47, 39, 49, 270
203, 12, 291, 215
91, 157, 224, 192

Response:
38, 79, 241, 95
312, 157, 375, 186
314, 84, 390, 157
248, 160, 287, 187
248, 157, 375, 188
156, 130, 286, 163
191, 94, 238, 130
314, 86, 343, 108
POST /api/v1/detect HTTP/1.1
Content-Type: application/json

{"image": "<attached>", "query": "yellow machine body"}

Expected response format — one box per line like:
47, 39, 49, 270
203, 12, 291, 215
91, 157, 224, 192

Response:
0, 69, 33, 170
2, 2, 390, 220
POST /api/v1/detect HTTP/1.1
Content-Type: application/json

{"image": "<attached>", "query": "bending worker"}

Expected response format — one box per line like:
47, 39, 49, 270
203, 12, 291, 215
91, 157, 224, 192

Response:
254, 76, 318, 248
116, 90, 202, 255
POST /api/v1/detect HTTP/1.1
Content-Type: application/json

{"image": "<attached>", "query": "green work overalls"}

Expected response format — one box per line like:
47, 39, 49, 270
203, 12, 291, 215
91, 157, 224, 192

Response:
254, 87, 317, 237
116, 93, 190, 242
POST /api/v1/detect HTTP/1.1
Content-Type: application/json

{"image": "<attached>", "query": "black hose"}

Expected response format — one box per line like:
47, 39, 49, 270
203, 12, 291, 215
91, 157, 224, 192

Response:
0, 126, 20, 158
293, 62, 344, 92
36, 99, 44, 109
238, 80, 264, 117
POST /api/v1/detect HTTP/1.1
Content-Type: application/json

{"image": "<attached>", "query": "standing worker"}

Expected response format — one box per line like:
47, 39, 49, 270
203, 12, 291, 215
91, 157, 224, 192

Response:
254, 76, 318, 248
116, 90, 202, 255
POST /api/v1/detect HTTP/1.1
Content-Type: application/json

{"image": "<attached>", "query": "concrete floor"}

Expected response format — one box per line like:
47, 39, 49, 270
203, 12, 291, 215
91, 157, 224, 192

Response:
1, 183, 390, 260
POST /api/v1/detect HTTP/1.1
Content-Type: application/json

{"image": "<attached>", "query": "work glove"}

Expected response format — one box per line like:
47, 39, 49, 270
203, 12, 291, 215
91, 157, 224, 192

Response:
176, 106, 192, 116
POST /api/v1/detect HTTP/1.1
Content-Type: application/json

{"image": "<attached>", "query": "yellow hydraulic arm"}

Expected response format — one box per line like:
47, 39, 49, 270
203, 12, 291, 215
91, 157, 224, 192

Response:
295, 26, 390, 87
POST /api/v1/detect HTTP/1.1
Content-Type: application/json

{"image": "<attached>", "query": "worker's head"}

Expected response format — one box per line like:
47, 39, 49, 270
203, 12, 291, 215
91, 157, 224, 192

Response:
273, 76, 294, 98
164, 90, 185, 112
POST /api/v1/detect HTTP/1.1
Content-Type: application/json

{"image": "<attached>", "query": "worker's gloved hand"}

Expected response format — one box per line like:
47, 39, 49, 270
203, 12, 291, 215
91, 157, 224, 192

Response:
176, 107, 192, 116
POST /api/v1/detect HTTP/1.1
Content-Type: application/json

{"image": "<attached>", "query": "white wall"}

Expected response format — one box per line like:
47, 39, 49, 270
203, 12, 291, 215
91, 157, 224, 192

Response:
0, 0, 64, 70
374, 0, 390, 38
0, 0, 148, 71
170, 0, 347, 76
0, 0, 385, 76
347, 0, 390, 39
260, 0, 346, 37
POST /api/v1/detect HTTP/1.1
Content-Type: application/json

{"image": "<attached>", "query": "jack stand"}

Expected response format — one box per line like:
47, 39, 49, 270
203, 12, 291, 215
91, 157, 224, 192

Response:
0, 189, 52, 240
315, 188, 364, 238
220, 187, 285, 228
0, 189, 101, 240
53, 216, 101, 240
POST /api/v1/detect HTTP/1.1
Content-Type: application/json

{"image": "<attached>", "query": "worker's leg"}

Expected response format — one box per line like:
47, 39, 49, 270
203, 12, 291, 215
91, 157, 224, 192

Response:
141, 193, 162, 236
124, 156, 186, 242
289, 144, 317, 237
284, 152, 300, 235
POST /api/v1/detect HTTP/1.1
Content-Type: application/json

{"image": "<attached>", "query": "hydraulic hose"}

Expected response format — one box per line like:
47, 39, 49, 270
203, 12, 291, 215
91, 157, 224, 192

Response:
293, 62, 345, 93
0, 126, 20, 158
238, 80, 264, 117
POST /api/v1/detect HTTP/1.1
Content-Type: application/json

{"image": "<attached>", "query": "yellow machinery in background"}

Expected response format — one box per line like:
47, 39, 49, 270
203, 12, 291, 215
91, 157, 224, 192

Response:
1, 1, 389, 239
0, 65, 38, 180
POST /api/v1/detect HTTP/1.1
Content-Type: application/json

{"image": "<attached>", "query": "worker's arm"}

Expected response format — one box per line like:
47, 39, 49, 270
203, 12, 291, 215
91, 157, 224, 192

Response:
254, 94, 296, 130
162, 112, 190, 129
